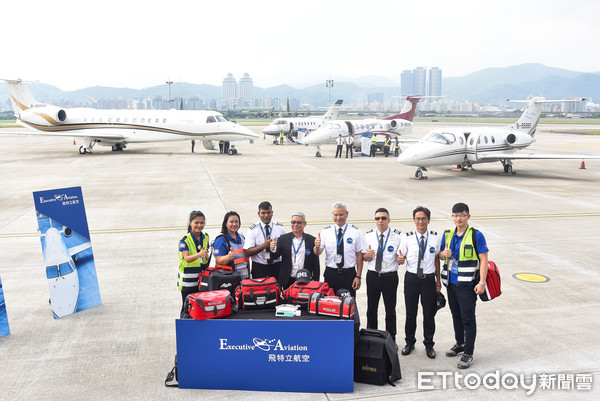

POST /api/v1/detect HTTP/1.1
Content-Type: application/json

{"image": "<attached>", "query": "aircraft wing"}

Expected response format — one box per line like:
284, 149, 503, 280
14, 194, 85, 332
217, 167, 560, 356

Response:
478, 152, 600, 161
68, 242, 92, 257
1, 128, 126, 141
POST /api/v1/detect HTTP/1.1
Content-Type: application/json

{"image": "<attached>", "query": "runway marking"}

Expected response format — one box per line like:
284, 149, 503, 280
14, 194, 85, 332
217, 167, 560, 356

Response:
1, 212, 599, 238
513, 273, 550, 283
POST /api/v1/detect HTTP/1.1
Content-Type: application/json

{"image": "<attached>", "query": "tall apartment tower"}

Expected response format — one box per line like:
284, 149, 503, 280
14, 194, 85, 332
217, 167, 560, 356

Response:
222, 73, 237, 108
400, 70, 414, 96
239, 73, 253, 107
428, 67, 442, 97
413, 67, 426, 96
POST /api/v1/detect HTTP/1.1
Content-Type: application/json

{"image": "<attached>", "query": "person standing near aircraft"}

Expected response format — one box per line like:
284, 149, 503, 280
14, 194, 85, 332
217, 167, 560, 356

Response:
335, 134, 344, 158
394, 138, 400, 157
213, 211, 250, 278
362, 208, 402, 340
439, 202, 489, 369
178, 211, 210, 314
314, 202, 365, 297
345, 134, 354, 158
279, 130, 285, 145
244, 201, 286, 279
370, 134, 377, 157
191, 140, 195, 153
397, 206, 441, 359
270, 212, 320, 289
383, 137, 392, 157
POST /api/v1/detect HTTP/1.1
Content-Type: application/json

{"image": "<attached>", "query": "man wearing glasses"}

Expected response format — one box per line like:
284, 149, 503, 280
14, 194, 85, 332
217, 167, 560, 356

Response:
270, 212, 320, 289
397, 206, 441, 358
244, 201, 286, 279
362, 208, 402, 340
439, 202, 489, 369
314, 201, 365, 297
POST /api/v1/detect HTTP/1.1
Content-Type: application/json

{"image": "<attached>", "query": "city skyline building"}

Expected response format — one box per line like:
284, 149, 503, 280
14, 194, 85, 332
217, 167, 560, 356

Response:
222, 73, 236, 109
239, 73, 253, 107
427, 67, 442, 97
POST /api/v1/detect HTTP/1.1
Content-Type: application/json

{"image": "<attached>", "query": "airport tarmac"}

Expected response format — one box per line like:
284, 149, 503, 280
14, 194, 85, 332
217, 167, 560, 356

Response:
1, 122, 599, 400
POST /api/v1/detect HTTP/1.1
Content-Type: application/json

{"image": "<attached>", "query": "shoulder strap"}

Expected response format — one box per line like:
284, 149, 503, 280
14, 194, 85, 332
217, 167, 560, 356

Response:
164, 355, 178, 387
471, 228, 479, 260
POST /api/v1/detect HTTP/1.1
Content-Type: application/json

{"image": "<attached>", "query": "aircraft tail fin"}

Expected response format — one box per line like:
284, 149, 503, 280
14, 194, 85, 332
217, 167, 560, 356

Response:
1, 79, 38, 114
508, 97, 586, 136
322, 99, 343, 120
384, 95, 423, 122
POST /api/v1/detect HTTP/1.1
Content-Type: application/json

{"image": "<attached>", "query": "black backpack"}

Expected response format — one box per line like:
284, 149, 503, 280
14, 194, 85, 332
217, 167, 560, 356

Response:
354, 328, 402, 386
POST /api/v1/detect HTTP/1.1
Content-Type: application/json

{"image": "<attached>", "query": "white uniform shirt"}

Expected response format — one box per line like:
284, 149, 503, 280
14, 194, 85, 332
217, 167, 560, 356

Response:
399, 230, 440, 275
319, 223, 365, 268
290, 236, 306, 277
363, 228, 402, 273
244, 221, 285, 264
336, 136, 344, 145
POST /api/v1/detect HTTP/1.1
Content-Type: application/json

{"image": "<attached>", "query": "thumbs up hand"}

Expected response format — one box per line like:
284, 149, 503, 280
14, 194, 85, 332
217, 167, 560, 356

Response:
270, 236, 277, 251
397, 250, 405, 264
199, 246, 209, 259
366, 244, 375, 260
314, 232, 321, 249
441, 242, 452, 259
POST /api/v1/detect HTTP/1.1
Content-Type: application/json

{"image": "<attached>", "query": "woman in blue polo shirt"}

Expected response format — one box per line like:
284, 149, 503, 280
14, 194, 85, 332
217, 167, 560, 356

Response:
213, 211, 250, 278
178, 211, 210, 311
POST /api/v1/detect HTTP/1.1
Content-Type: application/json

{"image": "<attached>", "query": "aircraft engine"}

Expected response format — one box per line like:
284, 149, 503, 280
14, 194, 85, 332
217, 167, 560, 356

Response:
20, 106, 67, 126
505, 132, 533, 147
388, 119, 411, 131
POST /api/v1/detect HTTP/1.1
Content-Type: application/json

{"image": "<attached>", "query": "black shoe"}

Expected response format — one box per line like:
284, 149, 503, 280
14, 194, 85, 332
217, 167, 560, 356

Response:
401, 344, 415, 356
458, 354, 473, 369
445, 344, 464, 357
426, 348, 436, 359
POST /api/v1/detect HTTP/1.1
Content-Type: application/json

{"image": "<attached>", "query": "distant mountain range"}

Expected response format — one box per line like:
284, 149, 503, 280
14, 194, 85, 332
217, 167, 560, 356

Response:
1, 63, 598, 108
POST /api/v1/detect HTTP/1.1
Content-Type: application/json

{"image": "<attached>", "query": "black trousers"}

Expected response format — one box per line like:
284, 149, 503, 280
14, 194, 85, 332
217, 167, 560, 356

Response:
384, 147, 390, 157
251, 261, 281, 280
447, 281, 477, 355
366, 270, 398, 338
345, 144, 353, 158
335, 145, 343, 158
404, 272, 437, 348
370, 144, 376, 157
180, 286, 198, 317
324, 267, 356, 297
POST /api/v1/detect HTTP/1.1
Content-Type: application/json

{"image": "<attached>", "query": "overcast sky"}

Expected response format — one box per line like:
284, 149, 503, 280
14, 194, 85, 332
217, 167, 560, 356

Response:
2, 0, 598, 91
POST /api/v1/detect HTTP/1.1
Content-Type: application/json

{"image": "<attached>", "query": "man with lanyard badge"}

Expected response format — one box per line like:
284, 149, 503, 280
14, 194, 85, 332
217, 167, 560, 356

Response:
397, 206, 441, 359
314, 201, 365, 297
362, 208, 401, 340
439, 202, 489, 369
244, 201, 286, 279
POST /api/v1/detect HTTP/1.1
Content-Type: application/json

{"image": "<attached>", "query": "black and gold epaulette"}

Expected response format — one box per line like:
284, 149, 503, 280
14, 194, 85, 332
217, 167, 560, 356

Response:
393, 229, 401, 234
406, 231, 414, 236
323, 225, 333, 230
274, 222, 283, 226
350, 224, 359, 229
429, 230, 437, 235
366, 229, 374, 234
249, 223, 256, 229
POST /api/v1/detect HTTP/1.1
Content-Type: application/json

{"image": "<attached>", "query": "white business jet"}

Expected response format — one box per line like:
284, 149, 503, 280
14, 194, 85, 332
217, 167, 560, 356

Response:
398, 97, 600, 178
262, 99, 344, 141
41, 220, 91, 318
2, 79, 258, 154
302, 95, 424, 157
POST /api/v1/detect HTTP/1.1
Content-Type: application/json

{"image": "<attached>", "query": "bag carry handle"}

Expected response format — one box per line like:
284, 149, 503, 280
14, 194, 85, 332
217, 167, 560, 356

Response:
164, 355, 178, 387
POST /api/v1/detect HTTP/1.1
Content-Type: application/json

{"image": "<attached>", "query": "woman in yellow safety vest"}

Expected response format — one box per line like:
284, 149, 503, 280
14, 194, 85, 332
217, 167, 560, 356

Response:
178, 211, 210, 310
213, 211, 250, 278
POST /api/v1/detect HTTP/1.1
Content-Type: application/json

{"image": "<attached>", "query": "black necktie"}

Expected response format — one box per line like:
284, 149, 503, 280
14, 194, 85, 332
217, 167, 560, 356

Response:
337, 227, 344, 268
375, 233, 384, 272
265, 225, 273, 264
417, 235, 425, 278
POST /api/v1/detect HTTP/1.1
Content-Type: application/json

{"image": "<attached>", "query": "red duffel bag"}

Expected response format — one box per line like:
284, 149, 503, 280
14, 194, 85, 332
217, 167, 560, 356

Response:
185, 289, 235, 320
283, 281, 334, 309
235, 276, 281, 310
308, 292, 356, 319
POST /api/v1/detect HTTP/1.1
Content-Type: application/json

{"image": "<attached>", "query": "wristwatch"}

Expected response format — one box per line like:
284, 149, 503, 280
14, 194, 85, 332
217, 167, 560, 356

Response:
478, 281, 486, 287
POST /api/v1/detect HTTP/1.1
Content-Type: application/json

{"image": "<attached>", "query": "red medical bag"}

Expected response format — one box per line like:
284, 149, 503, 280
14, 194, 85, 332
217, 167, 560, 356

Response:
479, 261, 502, 301
235, 277, 281, 309
308, 292, 356, 319
283, 280, 334, 309
185, 290, 234, 320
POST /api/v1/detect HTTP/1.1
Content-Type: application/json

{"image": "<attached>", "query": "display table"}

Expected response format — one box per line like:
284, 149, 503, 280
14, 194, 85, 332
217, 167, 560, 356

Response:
176, 309, 354, 392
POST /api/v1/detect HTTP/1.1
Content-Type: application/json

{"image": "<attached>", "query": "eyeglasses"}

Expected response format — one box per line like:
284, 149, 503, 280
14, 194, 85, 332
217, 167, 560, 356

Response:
452, 213, 469, 219
290, 221, 305, 225
414, 217, 428, 222
374, 216, 388, 221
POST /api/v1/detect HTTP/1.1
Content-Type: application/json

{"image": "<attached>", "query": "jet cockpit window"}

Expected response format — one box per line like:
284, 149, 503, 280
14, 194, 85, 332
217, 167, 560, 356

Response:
426, 133, 451, 145
206, 116, 217, 123
442, 133, 456, 143
273, 119, 286, 125
323, 123, 333, 129
216, 115, 228, 122
46, 266, 59, 279
59, 262, 74, 276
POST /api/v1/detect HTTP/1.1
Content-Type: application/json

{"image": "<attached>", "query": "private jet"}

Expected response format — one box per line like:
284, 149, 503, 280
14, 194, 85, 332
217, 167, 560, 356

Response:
2, 79, 258, 154
398, 97, 600, 178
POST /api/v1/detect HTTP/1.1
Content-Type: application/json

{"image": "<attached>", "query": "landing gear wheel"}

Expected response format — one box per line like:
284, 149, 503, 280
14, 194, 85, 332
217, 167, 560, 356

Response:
504, 164, 512, 173
228, 149, 235, 155
112, 144, 119, 151
79, 146, 86, 154
415, 168, 423, 179
316, 151, 321, 157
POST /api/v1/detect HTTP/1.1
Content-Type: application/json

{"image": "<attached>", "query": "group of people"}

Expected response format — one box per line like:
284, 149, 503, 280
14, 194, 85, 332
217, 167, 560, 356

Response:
335, 134, 355, 158
177, 201, 489, 369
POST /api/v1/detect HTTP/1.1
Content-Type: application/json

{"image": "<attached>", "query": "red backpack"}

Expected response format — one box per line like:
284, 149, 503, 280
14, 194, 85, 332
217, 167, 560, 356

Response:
283, 280, 334, 308
479, 261, 501, 301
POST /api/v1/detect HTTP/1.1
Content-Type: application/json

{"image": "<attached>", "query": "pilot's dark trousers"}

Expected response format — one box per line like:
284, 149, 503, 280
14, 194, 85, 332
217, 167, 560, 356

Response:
404, 272, 437, 348
366, 270, 398, 339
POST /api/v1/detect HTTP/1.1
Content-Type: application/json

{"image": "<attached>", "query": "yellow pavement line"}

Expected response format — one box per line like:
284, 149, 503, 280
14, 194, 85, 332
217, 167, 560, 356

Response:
2, 212, 599, 238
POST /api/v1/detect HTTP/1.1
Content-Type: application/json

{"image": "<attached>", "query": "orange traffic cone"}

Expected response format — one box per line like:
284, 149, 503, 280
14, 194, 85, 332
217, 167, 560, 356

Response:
73, 140, 76, 145
579, 160, 586, 169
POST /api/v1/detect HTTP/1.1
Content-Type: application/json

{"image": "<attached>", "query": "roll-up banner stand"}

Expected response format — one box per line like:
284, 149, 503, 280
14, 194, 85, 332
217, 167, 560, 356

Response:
33, 186, 102, 319
0, 275, 9, 337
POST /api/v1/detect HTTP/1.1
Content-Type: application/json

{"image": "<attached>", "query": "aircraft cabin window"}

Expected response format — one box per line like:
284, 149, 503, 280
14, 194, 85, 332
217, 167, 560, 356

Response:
491, 136, 495, 143
469, 137, 474, 145
91, 117, 95, 122
459, 137, 464, 145
46, 266, 59, 279
163, 119, 167, 123
99, 118, 102, 123
442, 133, 456, 143
132, 118, 136, 123
108, 118, 112, 123
477, 137, 481, 144
156, 118, 160, 123
59, 262, 74, 275
124, 118, 128, 123
141, 118, 145, 123
116, 118, 120, 123
84, 118, 87, 122
206, 116, 217, 123
484, 136, 488, 144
